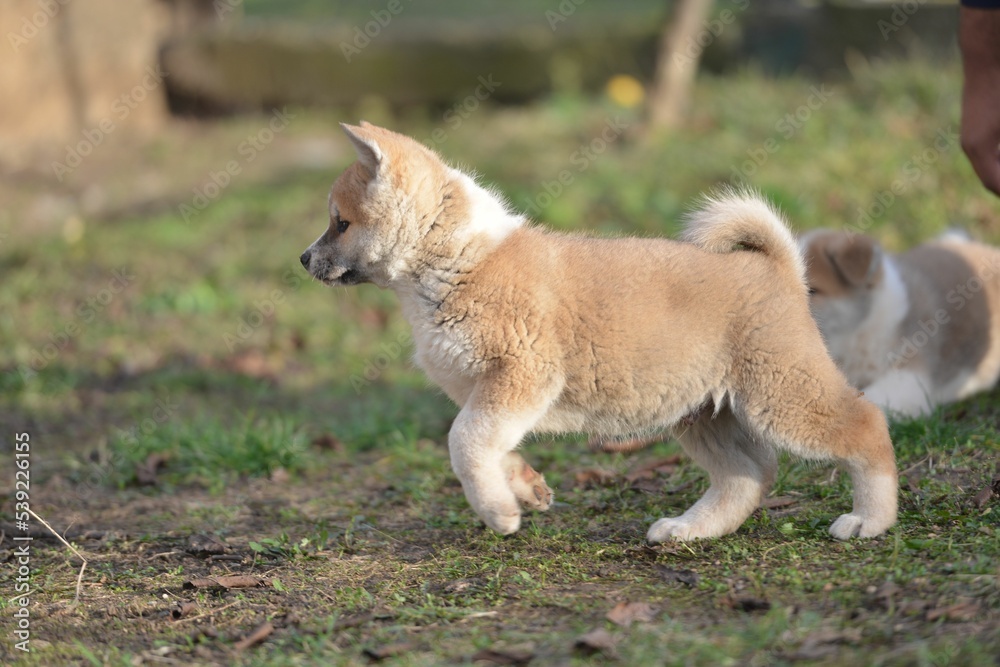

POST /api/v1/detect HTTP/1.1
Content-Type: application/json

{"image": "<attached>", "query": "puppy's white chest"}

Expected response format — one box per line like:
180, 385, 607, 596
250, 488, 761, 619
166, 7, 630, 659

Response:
405, 306, 479, 405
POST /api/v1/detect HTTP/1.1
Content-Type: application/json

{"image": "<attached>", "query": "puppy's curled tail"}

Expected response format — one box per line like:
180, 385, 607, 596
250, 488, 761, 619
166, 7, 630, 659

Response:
683, 189, 806, 291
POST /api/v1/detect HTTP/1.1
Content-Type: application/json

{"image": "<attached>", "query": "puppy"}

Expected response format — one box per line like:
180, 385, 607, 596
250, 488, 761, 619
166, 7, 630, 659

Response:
802, 229, 1000, 417
301, 122, 897, 542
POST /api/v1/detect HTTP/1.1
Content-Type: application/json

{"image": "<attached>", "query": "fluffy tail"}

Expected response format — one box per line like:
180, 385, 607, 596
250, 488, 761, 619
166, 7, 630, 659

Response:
682, 188, 806, 289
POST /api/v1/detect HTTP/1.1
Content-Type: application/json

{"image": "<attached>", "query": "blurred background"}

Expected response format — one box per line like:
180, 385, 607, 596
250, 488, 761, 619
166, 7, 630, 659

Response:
1, 0, 995, 484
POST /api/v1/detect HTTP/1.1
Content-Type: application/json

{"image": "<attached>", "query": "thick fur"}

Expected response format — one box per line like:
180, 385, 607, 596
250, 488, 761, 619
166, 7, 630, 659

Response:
803, 229, 1000, 417
301, 123, 897, 542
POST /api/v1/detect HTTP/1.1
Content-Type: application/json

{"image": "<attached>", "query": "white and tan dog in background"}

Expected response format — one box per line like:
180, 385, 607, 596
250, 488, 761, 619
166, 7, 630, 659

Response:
802, 230, 1000, 417
301, 122, 897, 542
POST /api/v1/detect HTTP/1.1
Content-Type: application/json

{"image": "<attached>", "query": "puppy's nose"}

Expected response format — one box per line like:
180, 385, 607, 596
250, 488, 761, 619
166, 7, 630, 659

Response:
299, 250, 311, 268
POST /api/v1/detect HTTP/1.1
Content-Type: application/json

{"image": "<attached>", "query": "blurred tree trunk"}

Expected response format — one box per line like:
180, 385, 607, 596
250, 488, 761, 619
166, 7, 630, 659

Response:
54, 4, 87, 136
647, 0, 715, 131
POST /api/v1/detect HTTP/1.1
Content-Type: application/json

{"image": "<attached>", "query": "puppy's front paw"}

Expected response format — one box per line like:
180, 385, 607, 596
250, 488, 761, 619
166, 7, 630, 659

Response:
646, 517, 699, 543
503, 453, 554, 512
829, 512, 893, 540
482, 510, 522, 535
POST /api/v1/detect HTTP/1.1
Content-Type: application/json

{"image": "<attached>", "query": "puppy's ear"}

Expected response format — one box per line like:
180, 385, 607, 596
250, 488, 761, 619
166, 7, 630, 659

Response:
828, 235, 883, 288
340, 122, 383, 174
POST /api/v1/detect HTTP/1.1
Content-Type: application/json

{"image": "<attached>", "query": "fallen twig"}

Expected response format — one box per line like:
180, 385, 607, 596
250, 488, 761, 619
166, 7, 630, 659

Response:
26, 509, 87, 606
183, 575, 272, 590
234, 620, 274, 651
173, 599, 243, 624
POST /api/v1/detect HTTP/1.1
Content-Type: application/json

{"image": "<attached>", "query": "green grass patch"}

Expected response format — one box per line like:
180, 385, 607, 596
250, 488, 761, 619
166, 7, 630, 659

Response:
110, 414, 310, 490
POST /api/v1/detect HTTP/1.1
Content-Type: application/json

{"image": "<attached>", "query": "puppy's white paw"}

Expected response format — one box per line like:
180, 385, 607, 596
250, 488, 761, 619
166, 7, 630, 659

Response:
482, 510, 522, 535
647, 517, 700, 543
829, 513, 892, 540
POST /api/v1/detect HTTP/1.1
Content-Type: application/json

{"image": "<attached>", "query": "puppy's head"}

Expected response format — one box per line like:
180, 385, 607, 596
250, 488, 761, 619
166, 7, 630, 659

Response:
299, 122, 450, 288
801, 230, 884, 340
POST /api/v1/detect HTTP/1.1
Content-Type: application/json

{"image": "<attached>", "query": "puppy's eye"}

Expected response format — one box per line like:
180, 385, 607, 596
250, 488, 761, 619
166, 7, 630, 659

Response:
337, 218, 350, 234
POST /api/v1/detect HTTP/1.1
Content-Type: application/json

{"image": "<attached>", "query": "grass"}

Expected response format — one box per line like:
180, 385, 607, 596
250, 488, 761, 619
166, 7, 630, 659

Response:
1, 57, 999, 665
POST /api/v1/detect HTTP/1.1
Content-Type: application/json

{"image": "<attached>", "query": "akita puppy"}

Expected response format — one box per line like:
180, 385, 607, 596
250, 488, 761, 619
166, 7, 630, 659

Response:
802, 229, 1000, 417
300, 122, 897, 542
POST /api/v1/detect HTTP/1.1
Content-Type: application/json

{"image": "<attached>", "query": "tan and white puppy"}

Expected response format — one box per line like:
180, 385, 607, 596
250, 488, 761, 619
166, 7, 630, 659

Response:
301, 122, 897, 542
802, 229, 1000, 417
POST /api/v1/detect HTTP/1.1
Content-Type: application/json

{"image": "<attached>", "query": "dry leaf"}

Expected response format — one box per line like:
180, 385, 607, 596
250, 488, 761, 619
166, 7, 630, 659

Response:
972, 486, 994, 509
182, 575, 271, 590
233, 620, 273, 651
972, 475, 1000, 509
624, 455, 682, 482
788, 628, 860, 660
870, 581, 900, 610
805, 628, 861, 646
189, 626, 218, 644
762, 496, 797, 510
606, 601, 657, 627
471, 647, 535, 665
187, 534, 229, 556
311, 433, 343, 451
330, 612, 377, 631
629, 478, 663, 493
136, 452, 169, 486
926, 599, 981, 622
721, 595, 771, 613
574, 467, 617, 487
658, 565, 699, 587
171, 601, 198, 620
363, 642, 416, 661
226, 350, 275, 378
574, 627, 617, 657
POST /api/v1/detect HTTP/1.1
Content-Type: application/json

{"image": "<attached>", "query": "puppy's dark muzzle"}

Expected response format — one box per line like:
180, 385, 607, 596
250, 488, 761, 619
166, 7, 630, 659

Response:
339, 269, 363, 285
299, 250, 311, 268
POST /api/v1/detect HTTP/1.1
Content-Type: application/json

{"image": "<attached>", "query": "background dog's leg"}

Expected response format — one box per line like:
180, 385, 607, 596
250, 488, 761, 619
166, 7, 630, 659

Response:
860, 369, 935, 417
647, 408, 776, 542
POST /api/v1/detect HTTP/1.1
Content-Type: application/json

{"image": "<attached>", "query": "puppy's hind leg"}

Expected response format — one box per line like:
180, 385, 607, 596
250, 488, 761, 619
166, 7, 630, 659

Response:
825, 401, 898, 539
647, 408, 776, 543
740, 363, 898, 540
